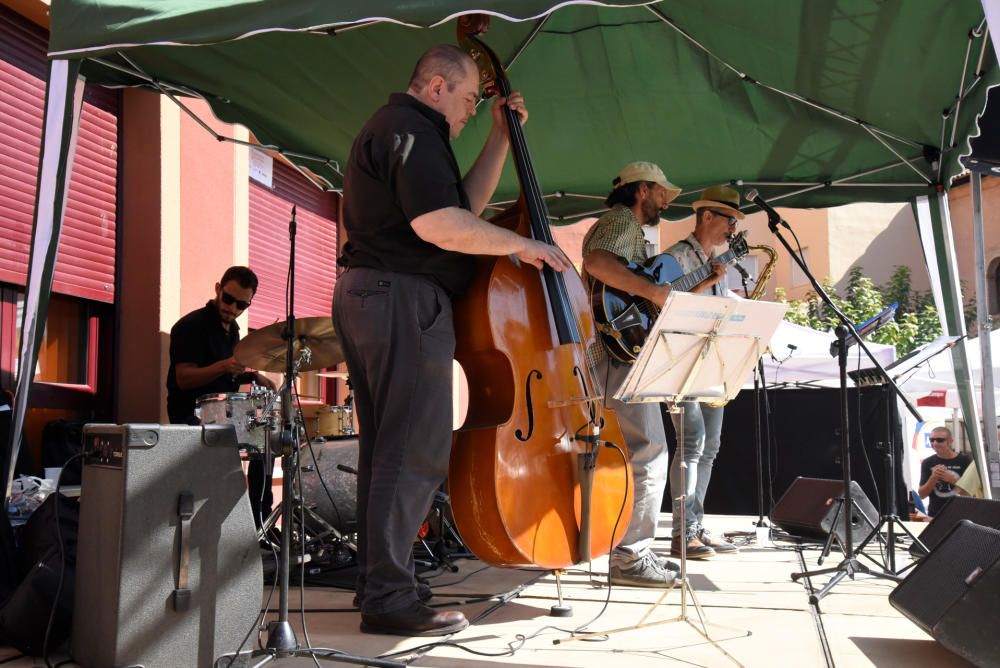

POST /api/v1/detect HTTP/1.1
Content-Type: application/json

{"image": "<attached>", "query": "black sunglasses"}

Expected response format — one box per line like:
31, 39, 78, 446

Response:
711, 210, 738, 226
929, 437, 948, 443
221, 291, 251, 310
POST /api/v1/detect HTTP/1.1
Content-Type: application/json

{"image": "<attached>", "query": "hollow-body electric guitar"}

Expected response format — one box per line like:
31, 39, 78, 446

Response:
591, 232, 749, 363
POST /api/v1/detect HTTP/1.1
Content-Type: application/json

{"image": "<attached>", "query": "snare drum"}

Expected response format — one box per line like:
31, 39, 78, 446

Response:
317, 404, 354, 437
196, 390, 278, 449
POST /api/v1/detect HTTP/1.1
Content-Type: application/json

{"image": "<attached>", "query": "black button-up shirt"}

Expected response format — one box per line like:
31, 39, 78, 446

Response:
166, 301, 250, 423
340, 93, 474, 297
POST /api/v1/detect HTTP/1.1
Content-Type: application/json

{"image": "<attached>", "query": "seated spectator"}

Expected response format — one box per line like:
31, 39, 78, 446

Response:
917, 427, 971, 517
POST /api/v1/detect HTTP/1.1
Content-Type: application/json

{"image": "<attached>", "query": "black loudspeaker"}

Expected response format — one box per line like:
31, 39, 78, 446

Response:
911, 496, 1000, 556
890, 520, 1000, 667
771, 477, 879, 546
72, 424, 263, 668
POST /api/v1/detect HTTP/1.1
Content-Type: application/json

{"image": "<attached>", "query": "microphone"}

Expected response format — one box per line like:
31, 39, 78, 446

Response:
733, 262, 752, 281
744, 189, 788, 228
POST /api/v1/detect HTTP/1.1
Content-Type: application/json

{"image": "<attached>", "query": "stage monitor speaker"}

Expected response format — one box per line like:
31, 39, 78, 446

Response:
910, 496, 1000, 557
72, 424, 263, 668
890, 520, 1000, 667
771, 477, 878, 546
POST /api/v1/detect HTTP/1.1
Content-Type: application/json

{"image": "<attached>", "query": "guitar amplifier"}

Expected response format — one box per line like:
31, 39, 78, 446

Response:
72, 424, 262, 668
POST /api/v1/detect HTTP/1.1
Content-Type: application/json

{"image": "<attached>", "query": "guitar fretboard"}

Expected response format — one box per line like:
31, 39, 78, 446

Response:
671, 248, 739, 292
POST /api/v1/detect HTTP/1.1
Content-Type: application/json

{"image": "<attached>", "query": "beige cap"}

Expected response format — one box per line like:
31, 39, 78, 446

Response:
692, 185, 745, 219
613, 161, 681, 201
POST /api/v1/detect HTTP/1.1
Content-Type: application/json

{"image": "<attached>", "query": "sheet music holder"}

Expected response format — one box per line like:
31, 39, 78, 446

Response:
848, 334, 962, 387
832, 302, 897, 357
559, 292, 784, 652
615, 292, 788, 405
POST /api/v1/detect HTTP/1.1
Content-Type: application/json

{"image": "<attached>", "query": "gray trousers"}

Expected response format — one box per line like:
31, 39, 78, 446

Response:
332, 267, 455, 614
597, 358, 670, 565
669, 401, 724, 539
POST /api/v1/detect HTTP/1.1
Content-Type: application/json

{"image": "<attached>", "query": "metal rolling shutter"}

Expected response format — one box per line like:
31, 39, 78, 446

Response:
0, 6, 119, 303
248, 160, 338, 329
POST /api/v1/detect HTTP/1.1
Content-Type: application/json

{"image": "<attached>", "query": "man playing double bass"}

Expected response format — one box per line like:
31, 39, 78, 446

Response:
334, 45, 570, 636
581, 162, 683, 587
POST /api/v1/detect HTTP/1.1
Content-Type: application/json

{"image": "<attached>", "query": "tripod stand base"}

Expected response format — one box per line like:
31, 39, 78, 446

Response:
265, 620, 297, 652
792, 556, 902, 604
549, 604, 573, 617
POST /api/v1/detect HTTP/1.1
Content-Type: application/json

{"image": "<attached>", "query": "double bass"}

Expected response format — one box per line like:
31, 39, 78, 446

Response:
449, 16, 634, 569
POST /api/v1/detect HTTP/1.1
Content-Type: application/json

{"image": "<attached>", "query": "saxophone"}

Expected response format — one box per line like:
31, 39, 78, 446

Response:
747, 244, 777, 300
705, 244, 778, 407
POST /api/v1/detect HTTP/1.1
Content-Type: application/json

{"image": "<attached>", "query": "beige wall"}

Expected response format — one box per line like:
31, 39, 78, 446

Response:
827, 202, 929, 295
117, 92, 249, 422
179, 99, 238, 315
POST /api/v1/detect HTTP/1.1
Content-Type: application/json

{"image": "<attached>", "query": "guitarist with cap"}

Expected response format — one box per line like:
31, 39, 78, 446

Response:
581, 161, 683, 587
665, 185, 744, 560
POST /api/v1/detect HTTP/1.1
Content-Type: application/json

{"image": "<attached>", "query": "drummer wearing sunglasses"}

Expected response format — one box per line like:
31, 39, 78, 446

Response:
166, 265, 275, 425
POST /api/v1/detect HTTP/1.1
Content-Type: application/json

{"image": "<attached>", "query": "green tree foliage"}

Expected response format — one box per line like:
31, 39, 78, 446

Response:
775, 265, 944, 355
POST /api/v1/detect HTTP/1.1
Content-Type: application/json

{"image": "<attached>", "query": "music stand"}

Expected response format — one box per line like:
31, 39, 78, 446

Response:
556, 292, 785, 653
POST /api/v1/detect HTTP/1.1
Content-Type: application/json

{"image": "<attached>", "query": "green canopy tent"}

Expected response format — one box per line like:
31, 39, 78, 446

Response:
8, 0, 999, 498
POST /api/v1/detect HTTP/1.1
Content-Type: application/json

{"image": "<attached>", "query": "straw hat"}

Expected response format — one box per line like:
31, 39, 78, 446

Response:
691, 185, 745, 219
613, 161, 681, 201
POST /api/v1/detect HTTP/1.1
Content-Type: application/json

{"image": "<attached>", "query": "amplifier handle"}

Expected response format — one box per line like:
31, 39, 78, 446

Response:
173, 491, 194, 611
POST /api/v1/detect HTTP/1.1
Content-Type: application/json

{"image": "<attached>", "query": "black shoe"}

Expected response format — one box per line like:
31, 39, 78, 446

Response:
360, 600, 468, 637
353, 580, 432, 608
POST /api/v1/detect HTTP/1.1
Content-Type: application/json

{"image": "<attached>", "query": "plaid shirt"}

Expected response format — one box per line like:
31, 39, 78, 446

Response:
582, 205, 651, 368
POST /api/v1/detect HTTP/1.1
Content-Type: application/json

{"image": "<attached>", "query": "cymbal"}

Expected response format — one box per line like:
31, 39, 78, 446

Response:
316, 371, 349, 379
235, 317, 343, 372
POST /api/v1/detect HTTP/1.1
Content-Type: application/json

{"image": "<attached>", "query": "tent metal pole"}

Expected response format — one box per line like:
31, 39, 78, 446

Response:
5, 60, 85, 500
970, 172, 999, 499
913, 193, 986, 482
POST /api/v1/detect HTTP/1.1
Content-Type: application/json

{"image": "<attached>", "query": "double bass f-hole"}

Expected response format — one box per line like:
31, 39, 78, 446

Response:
515, 369, 543, 442
572, 365, 600, 427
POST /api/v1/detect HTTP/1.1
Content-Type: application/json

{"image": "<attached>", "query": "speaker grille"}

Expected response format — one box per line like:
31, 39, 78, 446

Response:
772, 477, 878, 545
890, 520, 1000, 632
911, 497, 1000, 556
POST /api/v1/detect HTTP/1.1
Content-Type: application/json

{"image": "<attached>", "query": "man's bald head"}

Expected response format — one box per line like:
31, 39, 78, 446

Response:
407, 45, 477, 95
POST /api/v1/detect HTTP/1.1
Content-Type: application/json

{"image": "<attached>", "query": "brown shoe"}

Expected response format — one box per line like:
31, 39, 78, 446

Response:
361, 600, 468, 637
669, 536, 716, 560
699, 529, 739, 554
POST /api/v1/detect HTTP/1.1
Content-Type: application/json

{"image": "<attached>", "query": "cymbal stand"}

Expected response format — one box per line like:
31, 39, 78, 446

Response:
221, 206, 402, 668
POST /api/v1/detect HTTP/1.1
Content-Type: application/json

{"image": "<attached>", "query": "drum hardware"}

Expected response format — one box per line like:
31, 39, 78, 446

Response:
413, 488, 471, 573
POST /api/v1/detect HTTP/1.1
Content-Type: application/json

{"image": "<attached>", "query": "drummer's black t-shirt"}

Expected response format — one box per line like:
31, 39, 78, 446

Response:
166, 301, 253, 423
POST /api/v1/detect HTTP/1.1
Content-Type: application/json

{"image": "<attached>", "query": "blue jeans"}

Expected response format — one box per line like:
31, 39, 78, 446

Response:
597, 358, 670, 565
668, 402, 724, 539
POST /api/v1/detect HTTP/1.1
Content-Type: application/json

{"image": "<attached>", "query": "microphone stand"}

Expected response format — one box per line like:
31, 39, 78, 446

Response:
232, 206, 403, 668
755, 202, 921, 604
736, 268, 771, 544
